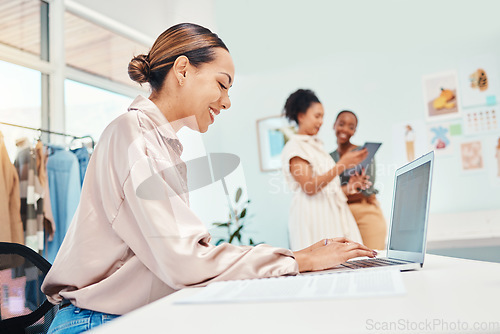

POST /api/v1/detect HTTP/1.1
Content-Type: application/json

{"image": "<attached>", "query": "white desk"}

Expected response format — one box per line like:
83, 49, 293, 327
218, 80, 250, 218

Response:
92, 254, 500, 334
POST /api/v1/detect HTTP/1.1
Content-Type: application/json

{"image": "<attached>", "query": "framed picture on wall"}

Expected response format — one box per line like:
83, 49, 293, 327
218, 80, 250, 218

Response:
460, 140, 484, 172
427, 121, 456, 156
422, 70, 461, 121
392, 120, 427, 165
256, 115, 296, 172
459, 54, 500, 108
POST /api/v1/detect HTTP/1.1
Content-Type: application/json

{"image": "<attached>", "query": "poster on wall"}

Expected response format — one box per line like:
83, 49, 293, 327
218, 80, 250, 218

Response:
462, 107, 499, 135
479, 135, 500, 186
496, 137, 500, 179
460, 140, 484, 172
256, 115, 296, 172
490, 135, 500, 184
427, 122, 461, 156
392, 120, 427, 165
459, 54, 500, 108
422, 71, 461, 121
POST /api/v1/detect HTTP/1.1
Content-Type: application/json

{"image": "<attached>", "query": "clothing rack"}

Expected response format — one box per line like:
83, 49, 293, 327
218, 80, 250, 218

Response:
0, 121, 95, 149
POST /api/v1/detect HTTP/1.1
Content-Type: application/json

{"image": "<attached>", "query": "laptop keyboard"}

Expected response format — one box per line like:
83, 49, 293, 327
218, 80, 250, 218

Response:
340, 258, 409, 269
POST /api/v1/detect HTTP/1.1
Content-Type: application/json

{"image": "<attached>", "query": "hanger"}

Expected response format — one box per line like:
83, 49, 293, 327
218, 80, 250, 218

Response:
0, 122, 95, 153
69, 135, 95, 153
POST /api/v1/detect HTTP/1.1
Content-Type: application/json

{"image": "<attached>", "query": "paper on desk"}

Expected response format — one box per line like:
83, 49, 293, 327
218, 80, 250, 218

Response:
176, 269, 406, 304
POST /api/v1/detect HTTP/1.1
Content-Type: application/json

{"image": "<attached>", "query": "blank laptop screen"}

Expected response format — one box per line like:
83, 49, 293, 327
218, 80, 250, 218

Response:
388, 161, 431, 253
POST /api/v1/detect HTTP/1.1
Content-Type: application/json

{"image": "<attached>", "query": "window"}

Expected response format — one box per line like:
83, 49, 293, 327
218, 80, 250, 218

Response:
64, 12, 149, 87
64, 79, 133, 141
1, 1, 145, 157
0, 0, 43, 57
0, 60, 41, 162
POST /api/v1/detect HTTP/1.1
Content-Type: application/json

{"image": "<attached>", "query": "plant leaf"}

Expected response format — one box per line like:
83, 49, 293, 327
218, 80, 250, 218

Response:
215, 239, 225, 245
235, 187, 242, 203
233, 225, 244, 235
239, 208, 247, 219
229, 224, 245, 244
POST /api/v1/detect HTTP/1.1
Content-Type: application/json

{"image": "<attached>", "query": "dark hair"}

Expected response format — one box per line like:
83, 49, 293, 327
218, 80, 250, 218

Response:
128, 23, 228, 91
284, 89, 321, 124
334, 110, 358, 126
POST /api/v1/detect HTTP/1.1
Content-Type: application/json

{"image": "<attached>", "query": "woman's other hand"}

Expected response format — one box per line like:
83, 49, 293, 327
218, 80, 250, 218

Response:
292, 237, 376, 272
337, 148, 368, 171
346, 169, 372, 195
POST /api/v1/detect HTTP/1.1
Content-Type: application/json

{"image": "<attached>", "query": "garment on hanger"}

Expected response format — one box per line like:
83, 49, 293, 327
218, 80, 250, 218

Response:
0, 131, 24, 247
14, 141, 45, 253
41, 147, 55, 243
70, 146, 90, 186
35, 140, 47, 188
0, 132, 24, 273
0, 122, 91, 262
46, 145, 81, 263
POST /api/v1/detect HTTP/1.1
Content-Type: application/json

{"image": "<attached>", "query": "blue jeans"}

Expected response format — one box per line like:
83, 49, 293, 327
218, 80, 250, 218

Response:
48, 304, 120, 333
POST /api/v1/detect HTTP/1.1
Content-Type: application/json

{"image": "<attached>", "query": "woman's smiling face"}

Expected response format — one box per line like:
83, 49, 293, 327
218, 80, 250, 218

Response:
334, 112, 357, 144
181, 48, 234, 133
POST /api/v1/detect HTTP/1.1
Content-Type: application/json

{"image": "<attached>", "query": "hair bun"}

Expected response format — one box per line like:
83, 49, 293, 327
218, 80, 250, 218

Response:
284, 89, 320, 124
128, 54, 151, 84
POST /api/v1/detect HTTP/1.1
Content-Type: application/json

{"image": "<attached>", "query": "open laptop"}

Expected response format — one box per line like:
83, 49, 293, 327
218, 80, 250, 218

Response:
322, 151, 435, 273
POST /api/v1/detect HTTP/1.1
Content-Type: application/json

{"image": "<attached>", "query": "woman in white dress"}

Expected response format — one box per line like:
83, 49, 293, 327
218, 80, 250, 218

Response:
281, 89, 371, 250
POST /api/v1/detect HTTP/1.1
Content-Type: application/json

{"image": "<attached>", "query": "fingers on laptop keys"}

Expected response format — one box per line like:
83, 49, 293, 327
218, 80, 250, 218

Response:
342, 239, 377, 257
322, 237, 377, 259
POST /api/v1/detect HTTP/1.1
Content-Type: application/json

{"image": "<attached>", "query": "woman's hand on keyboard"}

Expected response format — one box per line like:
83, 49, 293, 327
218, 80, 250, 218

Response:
293, 237, 377, 272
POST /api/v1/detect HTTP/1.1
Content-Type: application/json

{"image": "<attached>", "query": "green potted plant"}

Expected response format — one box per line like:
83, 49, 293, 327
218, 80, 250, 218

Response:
212, 187, 260, 246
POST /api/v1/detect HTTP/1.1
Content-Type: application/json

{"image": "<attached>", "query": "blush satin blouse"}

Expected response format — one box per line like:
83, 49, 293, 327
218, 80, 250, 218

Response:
42, 95, 298, 315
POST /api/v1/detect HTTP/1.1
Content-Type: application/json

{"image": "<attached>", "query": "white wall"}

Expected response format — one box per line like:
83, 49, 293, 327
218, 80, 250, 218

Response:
196, 0, 500, 248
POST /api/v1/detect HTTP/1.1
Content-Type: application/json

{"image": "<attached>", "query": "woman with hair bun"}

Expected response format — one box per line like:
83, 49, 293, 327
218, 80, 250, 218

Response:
282, 89, 370, 250
42, 25, 376, 333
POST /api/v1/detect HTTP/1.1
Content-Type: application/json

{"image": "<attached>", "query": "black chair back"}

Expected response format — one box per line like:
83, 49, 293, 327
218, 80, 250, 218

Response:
0, 242, 57, 334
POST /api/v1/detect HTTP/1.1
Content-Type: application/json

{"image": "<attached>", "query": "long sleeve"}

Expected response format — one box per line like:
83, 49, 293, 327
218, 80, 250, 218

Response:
42, 96, 298, 315
113, 155, 297, 290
